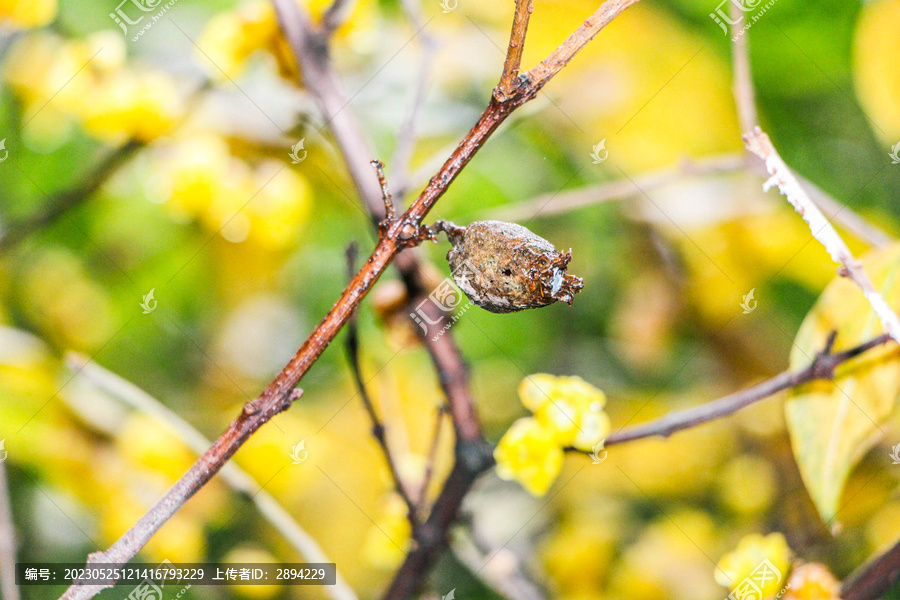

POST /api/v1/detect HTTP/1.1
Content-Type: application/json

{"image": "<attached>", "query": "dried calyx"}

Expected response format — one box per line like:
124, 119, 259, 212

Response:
436, 220, 584, 314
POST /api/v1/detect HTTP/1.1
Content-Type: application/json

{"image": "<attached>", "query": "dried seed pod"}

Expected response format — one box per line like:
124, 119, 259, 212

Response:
439, 220, 584, 314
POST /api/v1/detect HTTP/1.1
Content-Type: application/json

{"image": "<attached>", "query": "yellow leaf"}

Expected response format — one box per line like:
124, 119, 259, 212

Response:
786, 242, 900, 524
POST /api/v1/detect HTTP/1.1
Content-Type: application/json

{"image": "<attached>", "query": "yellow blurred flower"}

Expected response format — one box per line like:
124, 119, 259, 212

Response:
198, 1, 283, 80
0, 0, 56, 27
81, 70, 182, 142
223, 546, 283, 599
716, 455, 777, 516
494, 417, 564, 496
519, 374, 610, 451
715, 533, 792, 598
116, 413, 197, 482
362, 493, 412, 569
783, 563, 840, 600
854, 0, 900, 140
4, 30, 179, 143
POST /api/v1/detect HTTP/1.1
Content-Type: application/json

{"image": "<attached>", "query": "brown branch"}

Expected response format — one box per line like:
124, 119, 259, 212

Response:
58, 0, 641, 596
498, 0, 534, 98
59, 387, 303, 599
64, 352, 357, 600
321, 0, 356, 35
526, 0, 640, 90
842, 537, 900, 600
276, 3, 490, 594
418, 404, 447, 512
606, 333, 894, 446
344, 243, 418, 524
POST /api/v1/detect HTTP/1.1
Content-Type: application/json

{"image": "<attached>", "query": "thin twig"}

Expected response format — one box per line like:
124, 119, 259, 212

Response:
0, 141, 142, 251
526, 0, 640, 90
0, 456, 19, 600
276, 3, 490, 595
390, 0, 437, 196
842, 536, 900, 600
63, 353, 358, 600
343, 243, 418, 524
496, 152, 892, 247
727, 16, 891, 248
606, 333, 894, 446
59, 0, 641, 595
495, 154, 747, 221
744, 128, 900, 343
796, 175, 893, 248
321, 0, 357, 35
730, 0, 757, 134
498, 0, 534, 98
450, 530, 546, 600
417, 404, 446, 512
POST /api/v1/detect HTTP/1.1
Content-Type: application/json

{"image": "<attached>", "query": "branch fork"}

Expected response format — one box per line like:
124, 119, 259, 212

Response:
371, 160, 437, 246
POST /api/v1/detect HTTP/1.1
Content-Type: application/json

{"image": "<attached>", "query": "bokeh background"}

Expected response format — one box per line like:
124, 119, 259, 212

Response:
2, 0, 900, 598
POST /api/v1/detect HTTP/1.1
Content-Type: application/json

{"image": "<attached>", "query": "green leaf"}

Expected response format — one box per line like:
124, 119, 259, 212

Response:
786, 242, 900, 525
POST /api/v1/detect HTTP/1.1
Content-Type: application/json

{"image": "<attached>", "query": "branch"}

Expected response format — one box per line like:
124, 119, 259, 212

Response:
417, 404, 447, 512
498, 0, 534, 98
842, 537, 900, 600
494, 154, 747, 221
525, 0, 640, 90
59, 0, 641, 595
321, 0, 356, 35
728, 20, 891, 248
276, 4, 490, 595
344, 244, 418, 524
450, 529, 546, 600
0, 141, 142, 251
744, 128, 900, 343
390, 0, 437, 197
0, 455, 19, 600
63, 353, 357, 600
606, 332, 894, 446
730, 0, 757, 134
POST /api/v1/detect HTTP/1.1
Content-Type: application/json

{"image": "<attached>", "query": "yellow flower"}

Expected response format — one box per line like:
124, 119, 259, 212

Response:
0, 0, 57, 27
716, 533, 792, 598
783, 563, 840, 600
198, 1, 282, 80
494, 417, 564, 496
362, 493, 412, 569
81, 70, 182, 142
519, 374, 610, 451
